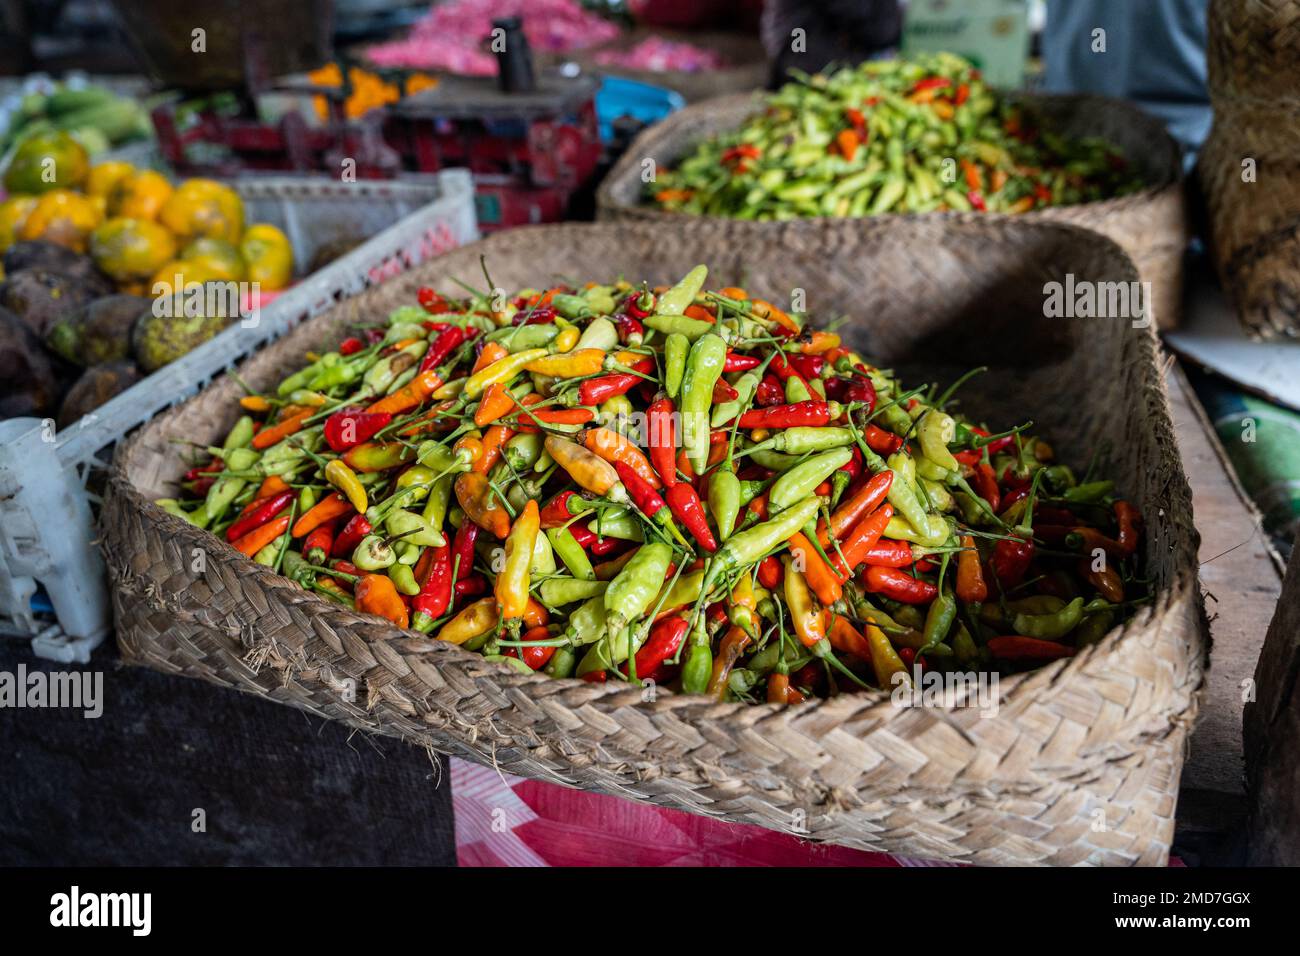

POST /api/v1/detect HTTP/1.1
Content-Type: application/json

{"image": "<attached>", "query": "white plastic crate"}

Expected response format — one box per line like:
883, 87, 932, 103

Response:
0, 169, 478, 661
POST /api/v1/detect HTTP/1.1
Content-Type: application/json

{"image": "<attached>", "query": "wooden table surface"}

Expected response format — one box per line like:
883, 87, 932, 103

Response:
1166, 361, 1285, 863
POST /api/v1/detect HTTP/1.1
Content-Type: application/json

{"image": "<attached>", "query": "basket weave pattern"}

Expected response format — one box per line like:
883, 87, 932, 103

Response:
596, 92, 1188, 330
1201, 0, 1300, 338
104, 221, 1206, 865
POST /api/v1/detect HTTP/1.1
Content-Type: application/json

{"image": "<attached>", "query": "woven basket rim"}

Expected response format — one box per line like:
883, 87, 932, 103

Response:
107, 218, 1202, 744
595, 89, 1186, 225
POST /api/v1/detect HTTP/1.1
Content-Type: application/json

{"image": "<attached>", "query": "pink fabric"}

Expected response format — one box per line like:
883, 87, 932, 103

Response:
451, 758, 929, 867
366, 0, 622, 75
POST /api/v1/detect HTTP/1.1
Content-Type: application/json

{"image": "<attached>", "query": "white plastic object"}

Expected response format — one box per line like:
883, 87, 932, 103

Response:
0, 170, 478, 661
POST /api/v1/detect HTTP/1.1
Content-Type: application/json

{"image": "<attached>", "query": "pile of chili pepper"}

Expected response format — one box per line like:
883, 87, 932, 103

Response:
648, 52, 1142, 219
162, 262, 1149, 704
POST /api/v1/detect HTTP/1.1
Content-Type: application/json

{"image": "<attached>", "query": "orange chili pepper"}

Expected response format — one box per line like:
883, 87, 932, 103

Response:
496, 500, 540, 620
240, 395, 272, 413
835, 128, 859, 161
955, 534, 988, 603
706, 625, 752, 700
524, 349, 605, 378
798, 330, 841, 354
473, 342, 508, 374
826, 612, 873, 663
675, 447, 695, 483
583, 427, 660, 490
750, 299, 800, 334
454, 471, 511, 538
474, 424, 516, 474
292, 492, 352, 538
683, 304, 715, 323
787, 531, 842, 605
251, 409, 311, 450
253, 475, 291, 501
365, 369, 441, 416
829, 504, 894, 581
355, 573, 409, 629
474, 380, 516, 427
655, 188, 694, 203
233, 513, 291, 557
718, 286, 748, 300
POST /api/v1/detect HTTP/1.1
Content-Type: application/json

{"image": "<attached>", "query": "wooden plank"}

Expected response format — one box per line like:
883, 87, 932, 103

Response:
1165, 361, 1284, 856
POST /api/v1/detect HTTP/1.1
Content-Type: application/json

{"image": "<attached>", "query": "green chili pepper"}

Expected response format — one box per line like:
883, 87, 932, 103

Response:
384, 509, 445, 548
547, 526, 595, 580
656, 264, 708, 316
664, 332, 689, 399
700, 496, 822, 600
587, 511, 643, 542
539, 577, 607, 606
711, 371, 760, 427
543, 646, 577, 678
604, 542, 673, 637
203, 446, 259, 523
223, 415, 255, 450
681, 332, 728, 472
421, 474, 453, 531
747, 426, 853, 456
917, 409, 959, 472
352, 534, 396, 571
566, 595, 609, 646
1012, 596, 1085, 639
708, 468, 742, 541
388, 562, 420, 596
768, 447, 851, 513
1064, 480, 1114, 503
645, 314, 716, 341
1074, 598, 1115, 646
575, 316, 619, 352
680, 616, 713, 694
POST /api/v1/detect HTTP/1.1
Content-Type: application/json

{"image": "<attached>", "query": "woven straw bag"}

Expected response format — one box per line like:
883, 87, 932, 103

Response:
1200, 0, 1300, 338
596, 92, 1188, 330
104, 220, 1205, 866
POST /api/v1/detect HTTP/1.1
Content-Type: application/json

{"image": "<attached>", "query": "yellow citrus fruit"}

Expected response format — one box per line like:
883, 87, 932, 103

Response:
18, 189, 103, 253
239, 223, 293, 290
89, 217, 178, 283
85, 161, 136, 199
109, 169, 174, 221
159, 178, 244, 244
0, 196, 39, 252
180, 237, 246, 281
148, 259, 226, 298
2, 132, 90, 195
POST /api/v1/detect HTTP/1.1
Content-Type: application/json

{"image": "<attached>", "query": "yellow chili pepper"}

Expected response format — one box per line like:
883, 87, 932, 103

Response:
240, 395, 272, 413
728, 570, 758, 637
496, 500, 540, 620
553, 326, 579, 352
543, 435, 621, 497
782, 556, 826, 648
434, 597, 500, 645
459, 348, 549, 400
523, 349, 604, 378
324, 458, 367, 513
864, 621, 911, 689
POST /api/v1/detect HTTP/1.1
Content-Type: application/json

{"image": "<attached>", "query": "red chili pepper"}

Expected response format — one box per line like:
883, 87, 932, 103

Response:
955, 82, 970, 105
971, 461, 1000, 512
625, 290, 654, 319
581, 671, 608, 683
723, 351, 761, 373
184, 460, 222, 481
787, 354, 826, 380
224, 490, 293, 543
712, 379, 739, 403
417, 287, 449, 313
418, 326, 467, 375
912, 76, 951, 92
968, 190, 987, 212
540, 490, 578, 529
589, 535, 623, 557
862, 424, 903, 455
323, 408, 394, 452
578, 358, 655, 406
613, 461, 665, 519
567, 524, 597, 549
622, 615, 688, 679
737, 400, 833, 429
859, 539, 913, 567
613, 310, 644, 345
518, 305, 556, 326
505, 625, 556, 670
861, 566, 938, 604
1114, 500, 1141, 557
339, 336, 364, 356
755, 374, 784, 406
768, 351, 809, 387
898, 646, 917, 669
303, 522, 336, 565
412, 542, 453, 623
451, 519, 478, 587
757, 554, 783, 589
990, 534, 1034, 587
647, 398, 679, 488
455, 573, 487, 598
665, 483, 717, 553
331, 513, 371, 559
987, 636, 1076, 661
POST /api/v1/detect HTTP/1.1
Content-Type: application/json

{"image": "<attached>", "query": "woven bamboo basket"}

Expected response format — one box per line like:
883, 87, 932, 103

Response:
104, 220, 1206, 865
596, 92, 1188, 330
1200, 0, 1300, 339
